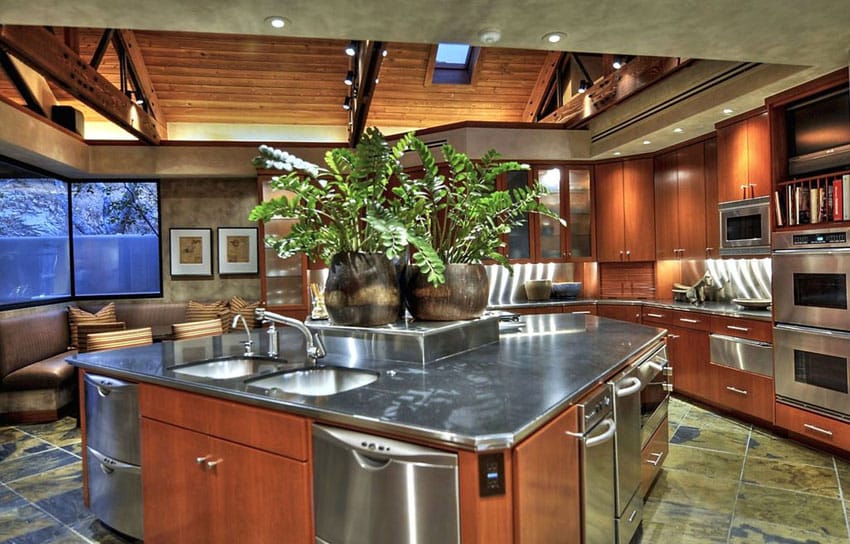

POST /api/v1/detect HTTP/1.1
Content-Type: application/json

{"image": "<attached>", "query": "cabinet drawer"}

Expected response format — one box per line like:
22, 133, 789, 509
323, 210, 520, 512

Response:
641, 306, 672, 326
670, 310, 710, 331
640, 417, 668, 498
710, 315, 772, 343
710, 364, 774, 424
139, 384, 309, 461
563, 303, 596, 315
775, 402, 850, 452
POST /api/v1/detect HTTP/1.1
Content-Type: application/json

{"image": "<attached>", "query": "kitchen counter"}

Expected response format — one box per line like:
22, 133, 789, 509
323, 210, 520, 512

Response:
68, 313, 665, 451
491, 298, 773, 321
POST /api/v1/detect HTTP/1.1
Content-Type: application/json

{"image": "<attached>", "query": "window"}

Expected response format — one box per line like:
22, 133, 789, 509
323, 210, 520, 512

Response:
71, 181, 161, 297
0, 156, 162, 309
0, 177, 71, 306
431, 43, 480, 85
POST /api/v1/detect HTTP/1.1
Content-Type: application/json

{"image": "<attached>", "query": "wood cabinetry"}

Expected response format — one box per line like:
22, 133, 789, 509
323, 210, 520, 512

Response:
704, 138, 720, 257
710, 314, 772, 343
595, 159, 655, 262
514, 404, 580, 543
775, 402, 850, 452
709, 364, 774, 423
597, 304, 642, 323
511, 304, 597, 316
640, 416, 668, 498
654, 141, 708, 259
139, 384, 312, 544
666, 310, 711, 401
716, 109, 770, 203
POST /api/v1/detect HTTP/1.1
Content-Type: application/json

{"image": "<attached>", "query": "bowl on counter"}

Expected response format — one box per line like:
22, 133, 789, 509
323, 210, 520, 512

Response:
551, 281, 582, 299
524, 279, 553, 301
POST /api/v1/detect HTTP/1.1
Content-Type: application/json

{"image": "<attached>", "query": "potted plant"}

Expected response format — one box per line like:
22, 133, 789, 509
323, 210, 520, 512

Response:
249, 128, 441, 326
391, 136, 566, 320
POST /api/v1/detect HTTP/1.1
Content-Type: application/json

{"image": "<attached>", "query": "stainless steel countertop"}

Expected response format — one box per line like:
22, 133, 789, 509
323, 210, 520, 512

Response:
68, 313, 665, 451
491, 298, 773, 321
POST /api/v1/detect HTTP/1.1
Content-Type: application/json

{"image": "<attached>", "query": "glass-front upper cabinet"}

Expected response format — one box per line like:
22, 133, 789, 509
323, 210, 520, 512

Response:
537, 167, 563, 260
567, 168, 593, 259
505, 170, 532, 260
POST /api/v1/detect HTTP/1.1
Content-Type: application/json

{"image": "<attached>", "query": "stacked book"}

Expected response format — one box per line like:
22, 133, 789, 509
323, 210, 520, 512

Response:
775, 174, 850, 226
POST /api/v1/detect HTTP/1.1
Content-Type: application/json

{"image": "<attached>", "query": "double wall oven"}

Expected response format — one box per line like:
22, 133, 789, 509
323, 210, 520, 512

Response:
773, 227, 850, 419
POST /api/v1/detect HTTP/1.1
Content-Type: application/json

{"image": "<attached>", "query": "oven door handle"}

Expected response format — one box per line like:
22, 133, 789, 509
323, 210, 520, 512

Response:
615, 377, 642, 397
585, 418, 616, 447
644, 360, 666, 373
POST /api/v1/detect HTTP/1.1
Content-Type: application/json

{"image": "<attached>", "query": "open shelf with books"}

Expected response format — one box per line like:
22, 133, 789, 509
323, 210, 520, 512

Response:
774, 169, 850, 229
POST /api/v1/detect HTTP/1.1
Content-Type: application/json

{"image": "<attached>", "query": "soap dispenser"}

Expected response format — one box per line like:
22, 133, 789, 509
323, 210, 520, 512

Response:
267, 322, 278, 357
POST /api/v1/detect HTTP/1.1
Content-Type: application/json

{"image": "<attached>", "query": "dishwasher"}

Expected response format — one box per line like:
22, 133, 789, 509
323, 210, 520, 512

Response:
312, 423, 460, 544
84, 373, 143, 540
568, 384, 617, 544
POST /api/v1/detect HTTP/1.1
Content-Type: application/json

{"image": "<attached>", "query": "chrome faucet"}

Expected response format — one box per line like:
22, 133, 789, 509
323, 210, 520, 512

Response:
255, 308, 326, 366
232, 314, 253, 356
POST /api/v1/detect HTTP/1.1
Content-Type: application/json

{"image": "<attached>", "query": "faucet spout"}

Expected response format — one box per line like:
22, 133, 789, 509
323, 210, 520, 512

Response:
232, 314, 253, 356
254, 308, 326, 366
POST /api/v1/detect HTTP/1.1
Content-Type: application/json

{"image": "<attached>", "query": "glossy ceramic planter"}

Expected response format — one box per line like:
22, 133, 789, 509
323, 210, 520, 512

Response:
324, 252, 400, 327
404, 263, 489, 321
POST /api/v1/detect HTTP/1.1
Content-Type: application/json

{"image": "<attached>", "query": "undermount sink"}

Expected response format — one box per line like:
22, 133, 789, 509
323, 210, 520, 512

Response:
172, 357, 288, 380
245, 366, 379, 396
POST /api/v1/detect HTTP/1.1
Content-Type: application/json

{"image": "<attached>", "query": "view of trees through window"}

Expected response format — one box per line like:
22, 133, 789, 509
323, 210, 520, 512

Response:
0, 167, 161, 308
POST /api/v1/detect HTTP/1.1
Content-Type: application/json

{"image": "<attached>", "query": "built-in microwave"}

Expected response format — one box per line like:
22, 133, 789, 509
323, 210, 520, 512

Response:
719, 196, 771, 256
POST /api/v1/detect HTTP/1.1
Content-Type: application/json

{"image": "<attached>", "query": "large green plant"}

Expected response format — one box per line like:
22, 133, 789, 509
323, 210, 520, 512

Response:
248, 128, 443, 279
390, 134, 566, 285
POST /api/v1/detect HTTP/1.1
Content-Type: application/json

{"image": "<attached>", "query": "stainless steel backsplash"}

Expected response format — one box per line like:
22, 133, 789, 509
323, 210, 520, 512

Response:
702, 258, 772, 301
485, 262, 576, 306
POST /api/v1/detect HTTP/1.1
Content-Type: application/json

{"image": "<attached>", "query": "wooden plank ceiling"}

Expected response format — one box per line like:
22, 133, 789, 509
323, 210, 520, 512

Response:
0, 27, 551, 139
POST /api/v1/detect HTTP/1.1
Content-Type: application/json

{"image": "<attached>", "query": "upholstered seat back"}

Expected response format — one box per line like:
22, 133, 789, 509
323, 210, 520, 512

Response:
0, 308, 71, 379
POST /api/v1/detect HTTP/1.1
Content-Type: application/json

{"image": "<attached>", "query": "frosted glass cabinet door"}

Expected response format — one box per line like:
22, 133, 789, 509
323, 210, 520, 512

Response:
506, 170, 532, 260
537, 167, 563, 260
568, 168, 592, 258
259, 177, 307, 310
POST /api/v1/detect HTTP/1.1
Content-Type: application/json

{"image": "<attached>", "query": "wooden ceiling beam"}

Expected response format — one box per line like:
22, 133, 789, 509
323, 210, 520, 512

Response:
0, 25, 164, 144
90, 29, 115, 69
349, 40, 384, 147
0, 50, 48, 116
522, 51, 567, 122
112, 29, 166, 124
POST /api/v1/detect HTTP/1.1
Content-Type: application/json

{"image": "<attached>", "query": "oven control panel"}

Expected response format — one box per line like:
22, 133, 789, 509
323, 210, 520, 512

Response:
792, 231, 847, 246
775, 227, 849, 250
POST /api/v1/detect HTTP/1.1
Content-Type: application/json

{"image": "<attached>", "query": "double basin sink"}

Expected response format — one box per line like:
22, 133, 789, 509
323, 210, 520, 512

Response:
171, 356, 378, 396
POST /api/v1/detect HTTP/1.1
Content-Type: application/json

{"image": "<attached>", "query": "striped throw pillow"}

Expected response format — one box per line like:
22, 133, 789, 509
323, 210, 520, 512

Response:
186, 300, 231, 333
68, 303, 118, 348
230, 296, 260, 328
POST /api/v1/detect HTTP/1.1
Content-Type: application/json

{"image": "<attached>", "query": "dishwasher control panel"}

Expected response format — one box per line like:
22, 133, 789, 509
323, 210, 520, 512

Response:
478, 452, 505, 496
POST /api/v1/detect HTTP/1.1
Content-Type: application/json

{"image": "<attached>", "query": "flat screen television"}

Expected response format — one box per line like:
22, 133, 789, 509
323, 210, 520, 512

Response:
787, 86, 850, 175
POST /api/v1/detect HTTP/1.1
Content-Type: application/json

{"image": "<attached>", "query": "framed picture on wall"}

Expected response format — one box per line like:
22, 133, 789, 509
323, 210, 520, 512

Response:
217, 227, 258, 275
169, 228, 213, 277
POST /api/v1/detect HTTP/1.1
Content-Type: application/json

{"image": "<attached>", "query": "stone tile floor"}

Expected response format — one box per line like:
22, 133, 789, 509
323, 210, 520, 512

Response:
1, 396, 849, 543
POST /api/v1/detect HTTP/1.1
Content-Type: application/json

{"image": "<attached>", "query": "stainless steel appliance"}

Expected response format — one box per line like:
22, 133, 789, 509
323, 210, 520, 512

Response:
719, 196, 771, 255
569, 384, 617, 544
637, 344, 671, 446
610, 364, 643, 544
312, 424, 460, 544
710, 334, 773, 377
775, 324, 850, 419
84, 373, 143, 540
773, 227, 850, 331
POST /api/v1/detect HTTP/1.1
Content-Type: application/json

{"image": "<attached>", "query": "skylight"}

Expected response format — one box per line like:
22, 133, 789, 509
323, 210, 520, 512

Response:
435, 43, 472, 68
431, 43, 479, 85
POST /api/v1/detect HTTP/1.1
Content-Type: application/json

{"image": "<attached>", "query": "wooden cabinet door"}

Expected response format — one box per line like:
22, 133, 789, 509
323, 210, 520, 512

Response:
514, 404, 580, 544
595, 162, 626, 262
209, 436, 312, 544
704, 138, 720, 258
709, 364, 774, 424
676, 142, 707, 259
597, 304, 642, 323
142, 418, 212, 544
746, 112, 771, 198
716, 121, 749, 203
667, 326, 710, 401
623, 158, 655, 261
654, 150, 679, 260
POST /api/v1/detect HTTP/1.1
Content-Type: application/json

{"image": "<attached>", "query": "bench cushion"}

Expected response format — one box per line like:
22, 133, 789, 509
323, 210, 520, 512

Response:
2, 351, 76, 390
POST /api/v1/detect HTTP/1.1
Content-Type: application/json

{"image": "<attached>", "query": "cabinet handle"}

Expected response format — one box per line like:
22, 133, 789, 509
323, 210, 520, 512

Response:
725, 385, 748, 396
646, 451, 664, 466
571, 311, 591, 315
662, 383, 674, 392
667, 333, 680, 339
679, 318, 699, 324
803, 423, 834, 437
726, 325, 750, 332
626, 250, 631, 257
206, 458, 224, 468
196, 455, 211, 464
646, 313, 664, 318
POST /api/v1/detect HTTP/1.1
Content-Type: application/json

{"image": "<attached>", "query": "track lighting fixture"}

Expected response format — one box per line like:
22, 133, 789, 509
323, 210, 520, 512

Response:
345, 41, 357, 56
343, 96, 352, 110
578, 80, 589, 93
344, 70, 355, 86
612, 56, 625, 70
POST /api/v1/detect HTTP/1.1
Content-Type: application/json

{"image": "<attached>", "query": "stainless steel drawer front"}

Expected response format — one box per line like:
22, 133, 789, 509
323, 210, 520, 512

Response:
86, 447, 143, 540
84, 374, 140, 465
313, 424, 460, 544
710, 334, 774, 377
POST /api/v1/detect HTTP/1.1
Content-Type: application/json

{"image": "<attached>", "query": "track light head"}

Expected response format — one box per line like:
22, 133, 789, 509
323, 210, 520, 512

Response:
578, 80, 589, 93
612, 55, 625, 70
344, 70, 355, 86
345, 41, 357, 56
343, 96, 352, 110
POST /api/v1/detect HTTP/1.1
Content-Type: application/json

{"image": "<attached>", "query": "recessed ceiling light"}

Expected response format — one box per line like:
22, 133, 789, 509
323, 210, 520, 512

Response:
613, 151, 622, 156
722, 108, 734, 115
642, 140, 652, 145
479, 29, 502, 44
673, 127, 684, 133
542, 32, 567, 44
264, 16, 287, 29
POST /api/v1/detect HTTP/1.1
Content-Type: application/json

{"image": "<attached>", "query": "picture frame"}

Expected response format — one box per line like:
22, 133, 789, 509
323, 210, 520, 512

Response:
217, 227, 259, 275
169, 228, 213, 277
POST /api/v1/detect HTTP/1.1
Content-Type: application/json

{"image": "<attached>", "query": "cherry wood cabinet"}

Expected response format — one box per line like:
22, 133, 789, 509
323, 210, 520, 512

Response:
716, 109, 770, 203
654, 141, 708, 260
708, 364, 774, 424
704, 138, 720, 257
514, 404, 580, 543
595, 159, 655, 263
666, 310, 711, 401
640, 416, 668, 498
139, 384, 312, 544
710, 314, 772, 343
775, 402, 850, 453
597, 304, 642, 323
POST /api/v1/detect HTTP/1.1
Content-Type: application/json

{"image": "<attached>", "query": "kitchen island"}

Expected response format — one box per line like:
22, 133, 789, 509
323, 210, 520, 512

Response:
69, 313, 666, 543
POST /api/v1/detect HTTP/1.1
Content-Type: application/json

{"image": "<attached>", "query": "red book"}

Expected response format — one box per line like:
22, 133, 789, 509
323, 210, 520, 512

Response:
835, 178, 844, 222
